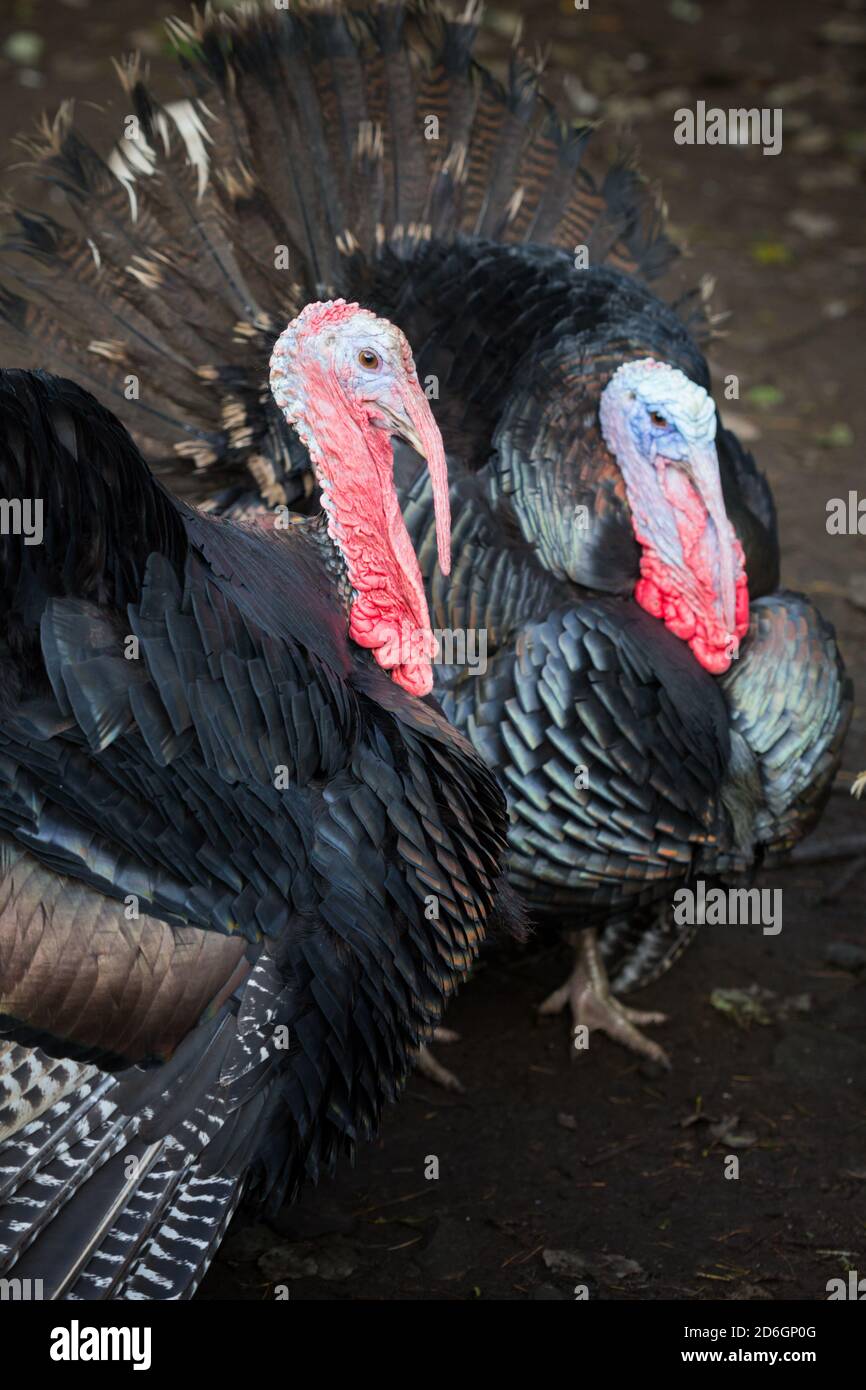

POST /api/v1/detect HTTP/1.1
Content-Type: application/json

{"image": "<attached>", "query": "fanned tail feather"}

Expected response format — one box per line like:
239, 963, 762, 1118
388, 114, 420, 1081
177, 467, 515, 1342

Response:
0, 0, 680, 508
0, 1033, 245, 1300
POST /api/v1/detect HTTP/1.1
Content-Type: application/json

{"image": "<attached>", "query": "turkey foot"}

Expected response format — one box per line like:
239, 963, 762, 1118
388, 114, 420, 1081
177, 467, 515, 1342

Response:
415, 1027, 465, 1092
538, 929, 671, 1069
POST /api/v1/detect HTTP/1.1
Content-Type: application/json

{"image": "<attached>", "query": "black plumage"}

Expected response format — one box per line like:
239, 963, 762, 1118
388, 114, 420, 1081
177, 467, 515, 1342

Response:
0, 1, 849, 1050
0, 368, 517, 1297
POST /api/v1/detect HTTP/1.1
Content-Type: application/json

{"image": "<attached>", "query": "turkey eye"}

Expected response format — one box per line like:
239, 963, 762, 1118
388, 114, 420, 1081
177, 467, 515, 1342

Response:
650, 410, 668, 428
358, 349, 380, 370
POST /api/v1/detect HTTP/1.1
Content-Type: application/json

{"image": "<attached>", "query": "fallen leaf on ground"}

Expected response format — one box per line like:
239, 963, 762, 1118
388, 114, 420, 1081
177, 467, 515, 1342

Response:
542, 1248, 646, 1284
708, 1114, 758, 1148
786, 209, 838, 240
750, 240, 792, 266
710, 984, 812, 1029
815, 423, 854, 448
745, 384, 785, 410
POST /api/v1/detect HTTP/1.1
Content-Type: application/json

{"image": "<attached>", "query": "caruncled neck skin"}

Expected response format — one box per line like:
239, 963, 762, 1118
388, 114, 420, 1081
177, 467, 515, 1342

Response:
297, 358, 436, 696
599, 360, 749, 676
633, 462, 750, 674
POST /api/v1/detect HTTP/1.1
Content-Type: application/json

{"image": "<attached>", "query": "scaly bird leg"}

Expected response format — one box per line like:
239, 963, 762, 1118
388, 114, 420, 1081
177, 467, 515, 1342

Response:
415, 1028, 465, 1093
538, 929, 671, 1069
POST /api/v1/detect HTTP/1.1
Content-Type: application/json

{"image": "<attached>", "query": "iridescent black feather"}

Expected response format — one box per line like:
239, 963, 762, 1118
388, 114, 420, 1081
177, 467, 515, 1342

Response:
0, 368, 517, 1298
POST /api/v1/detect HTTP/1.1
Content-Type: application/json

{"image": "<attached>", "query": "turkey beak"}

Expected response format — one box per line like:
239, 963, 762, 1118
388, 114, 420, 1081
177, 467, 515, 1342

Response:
684, 441, 736, 634
392, 383, 452, 577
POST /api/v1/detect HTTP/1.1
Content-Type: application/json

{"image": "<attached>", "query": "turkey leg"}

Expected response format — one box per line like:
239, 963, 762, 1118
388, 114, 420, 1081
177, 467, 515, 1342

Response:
415, 1028, 465, 1093
538, 928, 671, 1069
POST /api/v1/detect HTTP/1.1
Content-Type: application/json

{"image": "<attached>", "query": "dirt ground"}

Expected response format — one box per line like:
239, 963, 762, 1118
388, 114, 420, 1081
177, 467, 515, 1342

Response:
1, 0, 865, 1302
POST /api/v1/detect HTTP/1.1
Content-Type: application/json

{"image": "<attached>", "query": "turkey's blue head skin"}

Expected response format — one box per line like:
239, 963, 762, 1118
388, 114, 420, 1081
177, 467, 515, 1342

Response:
599, 359, 749, 675
616, 364, 715, 462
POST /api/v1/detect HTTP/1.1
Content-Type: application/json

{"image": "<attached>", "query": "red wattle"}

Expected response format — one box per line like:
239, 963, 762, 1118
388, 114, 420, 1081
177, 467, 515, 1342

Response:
283, 353, 438, 698
627, 462, 750, 675
633, 543, 749, 675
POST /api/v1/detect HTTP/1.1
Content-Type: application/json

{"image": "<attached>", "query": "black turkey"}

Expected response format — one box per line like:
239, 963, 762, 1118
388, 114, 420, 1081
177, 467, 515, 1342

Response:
0, 302, 519, 1298
0, 0, 850, 1066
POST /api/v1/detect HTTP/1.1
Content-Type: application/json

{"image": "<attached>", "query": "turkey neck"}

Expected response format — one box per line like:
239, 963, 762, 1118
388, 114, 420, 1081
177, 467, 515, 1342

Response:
291, 395, 437, 696
298, 510, 356, 613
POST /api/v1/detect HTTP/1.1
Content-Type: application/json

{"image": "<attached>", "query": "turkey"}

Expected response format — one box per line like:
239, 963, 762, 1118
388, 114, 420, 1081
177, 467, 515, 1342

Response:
0, 0, 850, 1066
0, 302, 520, 1299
